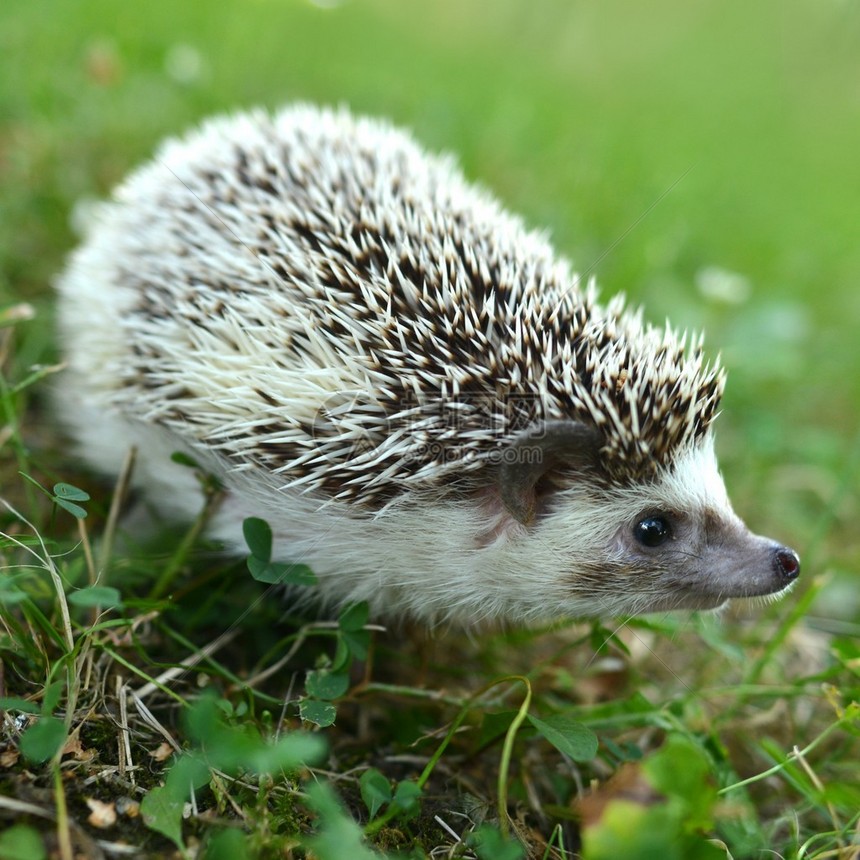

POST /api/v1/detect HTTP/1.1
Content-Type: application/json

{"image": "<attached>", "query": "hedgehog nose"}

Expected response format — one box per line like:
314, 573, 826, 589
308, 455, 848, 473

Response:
773, 546, 801, 582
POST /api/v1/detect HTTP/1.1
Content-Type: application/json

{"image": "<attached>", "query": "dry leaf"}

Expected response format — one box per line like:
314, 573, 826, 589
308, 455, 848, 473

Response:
86, 797, 117, 829
62, 735, 96, 762
149, 741, 174, 762
116, 797, 141, 818
0, 748, 20, 768
575, 762, 663, 827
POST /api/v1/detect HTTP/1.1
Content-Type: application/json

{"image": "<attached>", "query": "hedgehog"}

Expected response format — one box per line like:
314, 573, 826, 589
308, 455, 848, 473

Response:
55, 104, 800, 627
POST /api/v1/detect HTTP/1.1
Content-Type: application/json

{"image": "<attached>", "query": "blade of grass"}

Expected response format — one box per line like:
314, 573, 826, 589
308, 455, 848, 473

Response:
148, 484, 221, 600
98, 446, 138, 580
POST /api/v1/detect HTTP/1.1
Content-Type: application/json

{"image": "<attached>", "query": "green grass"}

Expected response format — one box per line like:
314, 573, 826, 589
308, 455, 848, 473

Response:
2, 0, 859, 857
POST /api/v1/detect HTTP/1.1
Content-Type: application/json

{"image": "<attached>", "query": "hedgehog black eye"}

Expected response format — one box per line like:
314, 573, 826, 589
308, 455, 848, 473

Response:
634, 516, 672, 547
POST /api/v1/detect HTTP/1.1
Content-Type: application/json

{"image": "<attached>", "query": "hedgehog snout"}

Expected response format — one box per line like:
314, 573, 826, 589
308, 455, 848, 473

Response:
773, 545, 801, 583
713, 531, 802, 600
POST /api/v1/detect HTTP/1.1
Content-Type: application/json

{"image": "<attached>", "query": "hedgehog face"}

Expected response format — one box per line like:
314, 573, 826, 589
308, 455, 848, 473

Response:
609, 506, 800, 613
518, 437, 800, 619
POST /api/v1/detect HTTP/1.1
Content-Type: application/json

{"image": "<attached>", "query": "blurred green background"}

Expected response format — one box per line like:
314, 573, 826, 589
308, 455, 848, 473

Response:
2, 0, 858, 613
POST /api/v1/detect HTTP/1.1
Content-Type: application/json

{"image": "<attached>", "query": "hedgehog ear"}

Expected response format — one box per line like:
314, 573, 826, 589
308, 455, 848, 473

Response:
497, 420, 604, 525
